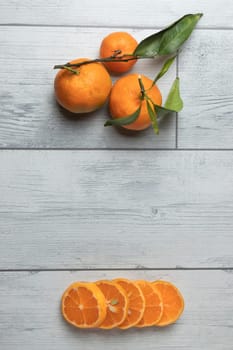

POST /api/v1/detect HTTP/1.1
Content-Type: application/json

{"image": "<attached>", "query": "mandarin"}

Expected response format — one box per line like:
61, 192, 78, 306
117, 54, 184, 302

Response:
100, 32, 138, 73
109, 73, 162, 130
54, 58, 112, 113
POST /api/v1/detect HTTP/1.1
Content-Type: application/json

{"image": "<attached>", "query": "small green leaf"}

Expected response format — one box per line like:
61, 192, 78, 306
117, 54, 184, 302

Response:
164, 77, 183, 112
134, 13, 203, 57
152, 55, 176, 86
110, 299, 118, 306
153, 77, 183, 120
153, 104, 174, 120
104, 106, 141, 127
146, 100, 159, 134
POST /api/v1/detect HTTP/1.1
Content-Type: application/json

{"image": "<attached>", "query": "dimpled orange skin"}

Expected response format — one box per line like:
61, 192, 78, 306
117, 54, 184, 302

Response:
109, 74, 162, 131
54, 58, 112, 113
100, 32, 138, 73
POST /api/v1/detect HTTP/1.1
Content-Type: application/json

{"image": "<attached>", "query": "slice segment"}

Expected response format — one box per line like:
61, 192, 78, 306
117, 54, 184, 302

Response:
114, 278, 145, 329
135, 280, 163, 327
152, 280, 184, 326
96, 280, 128, 329
62, 282, 107, 328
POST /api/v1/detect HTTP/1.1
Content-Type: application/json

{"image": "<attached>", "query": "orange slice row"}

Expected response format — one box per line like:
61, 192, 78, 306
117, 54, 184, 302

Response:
62, 278, 184, 329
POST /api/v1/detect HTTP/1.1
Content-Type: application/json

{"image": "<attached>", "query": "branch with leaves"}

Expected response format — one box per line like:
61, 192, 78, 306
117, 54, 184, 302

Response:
54, 13, 203, 133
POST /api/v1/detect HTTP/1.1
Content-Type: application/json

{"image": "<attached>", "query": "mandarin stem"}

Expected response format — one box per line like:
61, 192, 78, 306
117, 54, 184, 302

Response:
63, 66, 79, 74
53, 55, 155, 70
138, 75, 146, 100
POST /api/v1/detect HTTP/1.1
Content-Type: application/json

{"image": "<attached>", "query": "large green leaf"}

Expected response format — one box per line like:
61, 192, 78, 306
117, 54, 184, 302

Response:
134, 13, 203, 57
153, 78, 183, 120
104, 106, 141, 127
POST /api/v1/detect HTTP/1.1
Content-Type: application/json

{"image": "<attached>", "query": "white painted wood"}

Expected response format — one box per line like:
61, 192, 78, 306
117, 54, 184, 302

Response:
0, 270, 232, 349
0, 150, 233, 269
0, 26, 176, 148
1, 1, 232, 348
178, 30, 233, 149
0, 0, 232, 28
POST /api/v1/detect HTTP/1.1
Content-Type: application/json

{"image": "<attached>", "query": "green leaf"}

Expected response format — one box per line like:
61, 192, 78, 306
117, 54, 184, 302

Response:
164, 77, 183, 112
153, 104, 174, 120
134, 13, 203, 57
146, 100, 159, 134
104, 106, 141, 127
153, 77, 183, 120
110, 299, 118, 306
152, 55, 176, 86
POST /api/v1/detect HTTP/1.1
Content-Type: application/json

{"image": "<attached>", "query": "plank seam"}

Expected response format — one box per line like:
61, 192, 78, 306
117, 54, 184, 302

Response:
0, 23, 233, 31
0, 148, 233, 151
175, 54, 179, 149
0, 268, 232, 272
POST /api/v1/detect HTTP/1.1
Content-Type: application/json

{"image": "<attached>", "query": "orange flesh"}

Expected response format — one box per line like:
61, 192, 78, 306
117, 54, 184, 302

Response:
152, 280, 185, 326
96, 280, 128, 329
62, 282, 106, 328
135, 280, 163, 327
114, 278, 145, 329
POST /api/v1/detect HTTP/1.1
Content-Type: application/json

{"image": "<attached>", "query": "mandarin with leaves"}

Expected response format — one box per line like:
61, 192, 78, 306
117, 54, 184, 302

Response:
54, 14, 202, 120
108, 73, 162, 131
54, 58, 112, 113
100, 32, 138, 74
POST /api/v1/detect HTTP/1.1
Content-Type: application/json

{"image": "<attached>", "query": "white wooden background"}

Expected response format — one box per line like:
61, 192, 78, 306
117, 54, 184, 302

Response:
0, 1, 233, 349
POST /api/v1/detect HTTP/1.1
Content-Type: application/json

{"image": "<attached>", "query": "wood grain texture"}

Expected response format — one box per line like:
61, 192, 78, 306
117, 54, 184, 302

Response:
0, 26, 176, 149
1, 1, 233, 349
0, 270, 232, 350
0, 150, 233, 269
178, 30, 233, 149
0, 0, 232, 28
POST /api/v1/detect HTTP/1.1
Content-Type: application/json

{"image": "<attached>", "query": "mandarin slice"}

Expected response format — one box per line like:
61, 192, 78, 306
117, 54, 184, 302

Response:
152, 280, 184, 326
114, 278, 145, 329
96, 280, 129, 329
61, 282, 106, 328
135, 280, 163, 327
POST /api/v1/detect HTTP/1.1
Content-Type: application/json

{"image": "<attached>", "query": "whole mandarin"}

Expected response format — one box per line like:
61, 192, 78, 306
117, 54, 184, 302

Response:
109, 73, 162, 130
54, 58, 112, 113
100, 32, 138, 74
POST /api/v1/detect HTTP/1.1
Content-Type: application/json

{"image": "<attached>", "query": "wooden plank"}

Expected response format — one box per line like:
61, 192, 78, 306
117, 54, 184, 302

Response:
0, 270, 232, 349
0, 0, 232, 28
0, 150, 233, 269
0, 26, 176, 149
178, 30, 233, 149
